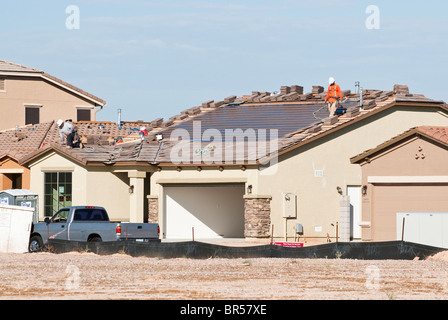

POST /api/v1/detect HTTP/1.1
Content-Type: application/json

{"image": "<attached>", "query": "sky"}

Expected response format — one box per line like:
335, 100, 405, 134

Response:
1, 0, 447, 123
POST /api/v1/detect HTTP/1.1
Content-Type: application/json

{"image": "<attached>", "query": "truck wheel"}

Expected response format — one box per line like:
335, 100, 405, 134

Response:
88, 236, 102, 242
29, 236, 44, 253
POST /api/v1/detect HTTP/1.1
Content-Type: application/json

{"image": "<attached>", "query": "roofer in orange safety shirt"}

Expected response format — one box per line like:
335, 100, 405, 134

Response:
325, 77, 343, 117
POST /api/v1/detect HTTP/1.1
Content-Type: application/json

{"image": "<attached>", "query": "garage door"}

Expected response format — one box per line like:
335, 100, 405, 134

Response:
164, 184, 245, 239
372, 185, 448, 241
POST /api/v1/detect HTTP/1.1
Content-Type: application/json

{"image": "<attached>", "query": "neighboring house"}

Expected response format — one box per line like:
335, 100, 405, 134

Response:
17, 83, 448, 245
0, 59, 106, 130
350, 126, 448, 243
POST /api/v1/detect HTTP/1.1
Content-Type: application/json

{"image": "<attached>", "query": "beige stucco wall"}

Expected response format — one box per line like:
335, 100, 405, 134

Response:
27, 152, 148, 222
358, 136, 448, 241
0, 76, 97, 130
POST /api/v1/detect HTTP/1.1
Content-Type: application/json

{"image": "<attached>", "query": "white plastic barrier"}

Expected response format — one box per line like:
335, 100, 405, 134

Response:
0, 205, 34, 253
397, 212, 448, 249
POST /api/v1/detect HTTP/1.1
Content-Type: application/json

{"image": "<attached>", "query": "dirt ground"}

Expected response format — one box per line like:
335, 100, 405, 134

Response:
1, 247, 448, 300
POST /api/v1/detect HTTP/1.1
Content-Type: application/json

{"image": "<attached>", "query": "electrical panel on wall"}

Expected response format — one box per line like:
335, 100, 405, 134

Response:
283, 193, 297, 218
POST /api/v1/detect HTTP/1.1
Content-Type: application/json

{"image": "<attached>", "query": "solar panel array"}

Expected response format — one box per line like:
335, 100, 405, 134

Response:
159, 101, 359, 142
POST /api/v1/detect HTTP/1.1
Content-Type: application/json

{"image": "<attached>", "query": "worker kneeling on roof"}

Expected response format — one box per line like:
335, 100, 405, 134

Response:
325, 77, 343, 117
57, 119, 81, 148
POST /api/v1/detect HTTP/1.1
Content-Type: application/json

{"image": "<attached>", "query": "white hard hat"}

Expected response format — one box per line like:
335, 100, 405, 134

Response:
329, 77, 335, 84
57, 119, 63, 126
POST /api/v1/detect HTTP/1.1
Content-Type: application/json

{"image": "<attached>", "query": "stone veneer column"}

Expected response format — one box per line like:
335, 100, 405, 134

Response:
147, 195, 159, 223
243, 195, 272, 238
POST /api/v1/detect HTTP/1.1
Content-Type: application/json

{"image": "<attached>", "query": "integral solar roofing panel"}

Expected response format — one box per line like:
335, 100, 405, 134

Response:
159, 101, 359, 141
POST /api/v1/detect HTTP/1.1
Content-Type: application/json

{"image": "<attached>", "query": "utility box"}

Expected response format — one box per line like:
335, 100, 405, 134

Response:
296, 223, 303, 235
0, 189, 39, 224
283, 193, 297, 218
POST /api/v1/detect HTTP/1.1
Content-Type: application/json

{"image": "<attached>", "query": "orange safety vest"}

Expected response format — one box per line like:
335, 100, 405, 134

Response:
326, 84, 342, 103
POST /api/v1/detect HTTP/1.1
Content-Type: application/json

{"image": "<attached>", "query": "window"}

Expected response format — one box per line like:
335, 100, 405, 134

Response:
44, 172, 72, 217
25, 107, 40, 125
73, 208, 108, 221
4, 173, 22, 189
0, 78, 5, 91
77, 109, 91, 121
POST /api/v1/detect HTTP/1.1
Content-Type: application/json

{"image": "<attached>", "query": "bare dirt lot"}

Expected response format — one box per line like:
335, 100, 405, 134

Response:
1, 249, 448, 300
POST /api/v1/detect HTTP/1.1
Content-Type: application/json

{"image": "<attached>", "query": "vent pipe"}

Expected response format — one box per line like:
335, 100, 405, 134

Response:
359, 87, 363, 109
117, 108, 122, 129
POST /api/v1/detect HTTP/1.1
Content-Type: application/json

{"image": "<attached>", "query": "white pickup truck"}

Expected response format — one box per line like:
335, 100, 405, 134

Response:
29, 206, 160, 252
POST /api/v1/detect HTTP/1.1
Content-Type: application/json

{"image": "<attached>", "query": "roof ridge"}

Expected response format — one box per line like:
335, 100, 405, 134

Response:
0, 59, 43, 73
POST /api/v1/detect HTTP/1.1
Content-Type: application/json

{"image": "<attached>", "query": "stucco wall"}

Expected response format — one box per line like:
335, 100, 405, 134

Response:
0, 76, 97, 130
27, 153, 136, 222
0, 157, 30, 190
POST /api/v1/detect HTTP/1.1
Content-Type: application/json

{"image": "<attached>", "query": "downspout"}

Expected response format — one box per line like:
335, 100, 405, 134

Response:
95, 105, 103, 118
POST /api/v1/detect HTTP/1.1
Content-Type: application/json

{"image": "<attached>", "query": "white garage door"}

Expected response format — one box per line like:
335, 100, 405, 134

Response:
164, 184, 245, 239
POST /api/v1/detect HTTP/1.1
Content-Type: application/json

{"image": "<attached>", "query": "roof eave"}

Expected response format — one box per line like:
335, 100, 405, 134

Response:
19, 145, 88, 167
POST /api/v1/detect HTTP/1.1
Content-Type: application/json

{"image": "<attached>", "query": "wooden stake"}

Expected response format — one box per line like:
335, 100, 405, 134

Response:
401, 217, 405, 241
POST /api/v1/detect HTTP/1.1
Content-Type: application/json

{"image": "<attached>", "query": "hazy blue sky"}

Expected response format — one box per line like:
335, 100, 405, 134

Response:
1, 1, 447, 122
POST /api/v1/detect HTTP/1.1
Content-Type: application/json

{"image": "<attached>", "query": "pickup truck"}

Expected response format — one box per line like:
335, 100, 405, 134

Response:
29, 206, 160, 252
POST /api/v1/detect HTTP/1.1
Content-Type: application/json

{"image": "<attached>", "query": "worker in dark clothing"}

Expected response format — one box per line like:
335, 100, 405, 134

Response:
57, 119, 81, 148
325, 77, 343, 117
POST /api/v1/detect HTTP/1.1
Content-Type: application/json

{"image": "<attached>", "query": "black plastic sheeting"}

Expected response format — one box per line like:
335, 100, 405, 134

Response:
46, 239, 446, 260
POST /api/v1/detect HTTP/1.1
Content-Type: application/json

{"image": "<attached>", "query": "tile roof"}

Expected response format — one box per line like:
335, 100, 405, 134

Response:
417, 126, 448, 145
0, 60, 42, 73
150, 84, 446, 165
3, 83, 447, 168
0, 122, 53, 160
19, 138, 162, 167
0, 59, 106, 106
350, 126, 448, 164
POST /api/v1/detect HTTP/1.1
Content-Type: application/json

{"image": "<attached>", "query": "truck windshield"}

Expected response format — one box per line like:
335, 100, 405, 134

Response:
73, 208, 108, 221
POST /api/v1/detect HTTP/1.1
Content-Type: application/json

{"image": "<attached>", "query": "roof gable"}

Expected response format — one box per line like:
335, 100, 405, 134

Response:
350, 126, 448, 164
0, 59, 106, 106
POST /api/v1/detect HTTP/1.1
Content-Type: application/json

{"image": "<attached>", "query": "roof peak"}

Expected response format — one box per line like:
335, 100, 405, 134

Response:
0, 59, 43, 73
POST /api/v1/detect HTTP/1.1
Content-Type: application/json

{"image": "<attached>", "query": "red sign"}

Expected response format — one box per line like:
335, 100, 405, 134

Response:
270, 242, 304, 247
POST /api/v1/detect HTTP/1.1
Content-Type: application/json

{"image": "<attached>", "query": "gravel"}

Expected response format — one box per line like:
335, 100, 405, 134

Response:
1, 250, 448, 300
